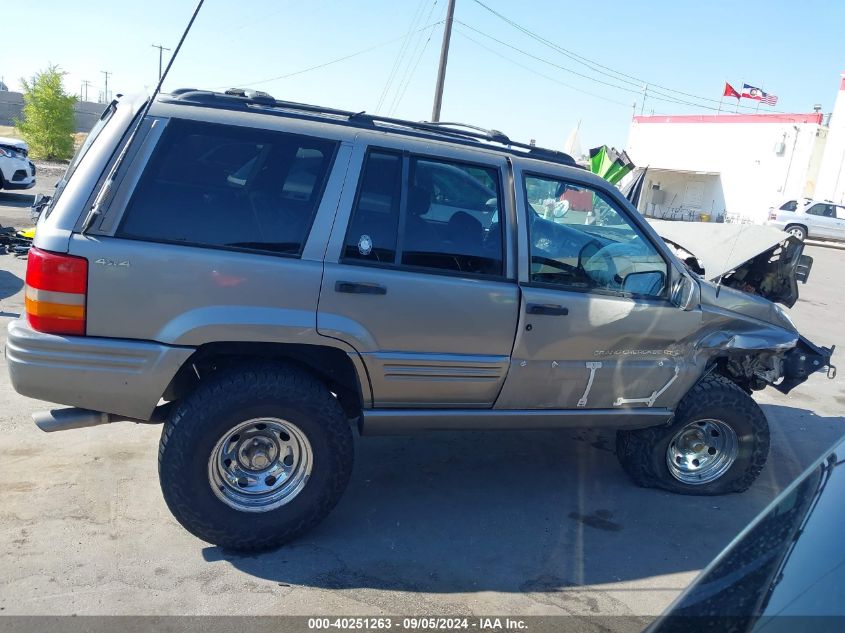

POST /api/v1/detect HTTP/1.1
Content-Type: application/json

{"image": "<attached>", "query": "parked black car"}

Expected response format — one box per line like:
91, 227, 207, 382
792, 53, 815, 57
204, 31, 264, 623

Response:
649, 435, 845, 632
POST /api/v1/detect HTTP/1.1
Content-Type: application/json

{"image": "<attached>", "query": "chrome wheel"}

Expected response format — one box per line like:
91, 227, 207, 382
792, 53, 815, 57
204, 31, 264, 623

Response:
666, 419, 738, 485
787, 226, 805, 240
208, 417, 313, 512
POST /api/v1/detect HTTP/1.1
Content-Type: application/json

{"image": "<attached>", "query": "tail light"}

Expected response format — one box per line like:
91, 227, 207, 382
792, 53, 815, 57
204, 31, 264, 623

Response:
25, 247, 88, 335
768, 210, 777, 221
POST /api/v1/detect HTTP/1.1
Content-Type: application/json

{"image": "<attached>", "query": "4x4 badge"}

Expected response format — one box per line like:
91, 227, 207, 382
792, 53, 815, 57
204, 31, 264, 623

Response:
94, 258, 130, 268
357, 235, 373, 256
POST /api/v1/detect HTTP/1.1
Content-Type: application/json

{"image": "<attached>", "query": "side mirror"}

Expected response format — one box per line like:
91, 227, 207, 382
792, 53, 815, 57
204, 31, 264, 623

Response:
622, 270, 666, 296
671, 273, 698, 311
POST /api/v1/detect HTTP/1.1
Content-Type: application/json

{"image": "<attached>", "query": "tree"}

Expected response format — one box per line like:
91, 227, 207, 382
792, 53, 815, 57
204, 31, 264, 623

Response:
14, 66, 77, 161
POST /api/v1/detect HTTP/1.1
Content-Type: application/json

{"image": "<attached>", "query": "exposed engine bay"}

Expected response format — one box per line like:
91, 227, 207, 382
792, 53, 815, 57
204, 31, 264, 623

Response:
651, 221, 812, 307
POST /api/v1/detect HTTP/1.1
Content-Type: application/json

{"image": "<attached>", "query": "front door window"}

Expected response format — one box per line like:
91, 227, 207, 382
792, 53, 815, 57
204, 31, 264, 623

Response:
524, 175, 667, 298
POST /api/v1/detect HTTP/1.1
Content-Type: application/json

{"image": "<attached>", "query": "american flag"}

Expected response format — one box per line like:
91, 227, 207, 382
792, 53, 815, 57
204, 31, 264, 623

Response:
742, 83, 778, 106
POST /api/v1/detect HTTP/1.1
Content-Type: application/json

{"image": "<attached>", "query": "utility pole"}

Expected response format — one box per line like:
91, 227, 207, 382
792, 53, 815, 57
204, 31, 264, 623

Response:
101, 70, 111, 103
81, 80, 92, 102
151, 43, 171, 81
640, 84, 648, 115
431, 0, 456, 122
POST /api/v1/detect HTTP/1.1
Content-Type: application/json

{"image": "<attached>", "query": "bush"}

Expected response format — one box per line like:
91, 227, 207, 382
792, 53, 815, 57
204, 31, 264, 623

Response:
14, 66, 77, 161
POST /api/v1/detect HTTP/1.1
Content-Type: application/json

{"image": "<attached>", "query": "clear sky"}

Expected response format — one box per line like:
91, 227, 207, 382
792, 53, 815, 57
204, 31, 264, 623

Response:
2, 0, 844, 153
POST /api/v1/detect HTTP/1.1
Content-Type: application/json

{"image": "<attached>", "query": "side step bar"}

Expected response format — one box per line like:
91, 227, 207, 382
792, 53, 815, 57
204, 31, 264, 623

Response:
359, 408, 674, 435
33, 405, 172, 433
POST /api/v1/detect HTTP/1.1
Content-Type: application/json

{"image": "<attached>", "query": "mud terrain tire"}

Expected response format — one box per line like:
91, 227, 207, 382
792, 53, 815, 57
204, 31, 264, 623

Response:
616, 375, 769, 495
158, 361, 353, 551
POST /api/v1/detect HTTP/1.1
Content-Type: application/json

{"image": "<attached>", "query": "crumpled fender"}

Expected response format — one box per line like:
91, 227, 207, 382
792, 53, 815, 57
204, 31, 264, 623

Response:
696, 328, 798, 353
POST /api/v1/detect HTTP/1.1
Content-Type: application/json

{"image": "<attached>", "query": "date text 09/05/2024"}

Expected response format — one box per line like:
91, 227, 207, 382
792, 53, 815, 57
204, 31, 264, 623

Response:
307, 618, 528, 631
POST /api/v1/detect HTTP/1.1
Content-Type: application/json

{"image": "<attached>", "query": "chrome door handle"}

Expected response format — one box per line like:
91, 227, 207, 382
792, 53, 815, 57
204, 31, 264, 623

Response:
335, 281, 387, 295
527, 303, 569, 316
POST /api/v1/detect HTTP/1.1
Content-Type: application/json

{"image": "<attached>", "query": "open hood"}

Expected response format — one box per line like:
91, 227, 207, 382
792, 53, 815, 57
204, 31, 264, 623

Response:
649, 220, 812, 308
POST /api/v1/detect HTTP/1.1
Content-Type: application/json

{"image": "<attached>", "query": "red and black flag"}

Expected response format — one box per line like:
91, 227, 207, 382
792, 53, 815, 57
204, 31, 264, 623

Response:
723, 82, 741, 99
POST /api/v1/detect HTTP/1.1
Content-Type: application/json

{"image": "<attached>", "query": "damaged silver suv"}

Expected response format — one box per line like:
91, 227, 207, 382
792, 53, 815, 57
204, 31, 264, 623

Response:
6, 90, 835, 551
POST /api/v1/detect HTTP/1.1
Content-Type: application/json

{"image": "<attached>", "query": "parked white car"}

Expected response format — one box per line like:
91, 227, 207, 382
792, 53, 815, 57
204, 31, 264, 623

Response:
0, 137, 36, 191
767, 198, 845, 242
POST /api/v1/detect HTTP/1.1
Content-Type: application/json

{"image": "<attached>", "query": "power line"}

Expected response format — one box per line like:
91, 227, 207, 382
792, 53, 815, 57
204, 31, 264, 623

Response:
388, 21, 438, 116
215, 21, 444, 90
453, 26, 630, 108
455, 20, 737, 113
468, 0, 778, 113
387, 0, 442, 116
376, 0, 431, 113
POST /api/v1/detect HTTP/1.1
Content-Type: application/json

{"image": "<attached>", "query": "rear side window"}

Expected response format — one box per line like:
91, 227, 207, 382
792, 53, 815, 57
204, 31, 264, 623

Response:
118, 120, 337, 256
779, 200, 797, 211
343, 150, 504, 277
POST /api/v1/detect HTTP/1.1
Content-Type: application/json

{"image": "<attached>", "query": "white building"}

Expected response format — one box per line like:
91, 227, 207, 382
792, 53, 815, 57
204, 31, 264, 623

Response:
815, 72, 845, 204
624, 73, 845, 223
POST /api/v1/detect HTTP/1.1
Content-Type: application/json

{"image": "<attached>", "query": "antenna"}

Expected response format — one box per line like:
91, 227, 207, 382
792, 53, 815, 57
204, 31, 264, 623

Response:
82, 0, 205, 233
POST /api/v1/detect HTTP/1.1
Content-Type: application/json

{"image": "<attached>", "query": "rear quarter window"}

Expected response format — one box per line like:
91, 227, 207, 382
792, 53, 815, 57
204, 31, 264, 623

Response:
117, 119, 337, 256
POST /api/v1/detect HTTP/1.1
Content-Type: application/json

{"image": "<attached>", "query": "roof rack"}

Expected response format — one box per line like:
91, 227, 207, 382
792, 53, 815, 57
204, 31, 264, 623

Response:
160, 89, 578, 168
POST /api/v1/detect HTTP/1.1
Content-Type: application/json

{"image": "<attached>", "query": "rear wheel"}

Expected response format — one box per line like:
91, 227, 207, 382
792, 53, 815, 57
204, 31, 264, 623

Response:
785, 224, 807, 241
158, 361, 353, 551
616, 375, 769, 495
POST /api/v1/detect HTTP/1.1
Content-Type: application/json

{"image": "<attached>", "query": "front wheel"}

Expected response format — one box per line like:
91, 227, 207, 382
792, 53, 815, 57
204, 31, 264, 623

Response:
785, 224, 807, 241
158, 362, 354, 551
616, 375, 769, 495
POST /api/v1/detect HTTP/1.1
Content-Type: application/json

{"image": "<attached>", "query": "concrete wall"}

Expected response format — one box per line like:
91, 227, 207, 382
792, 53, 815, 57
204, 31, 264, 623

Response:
0, 91, 103, 133
626, 113, 827, 223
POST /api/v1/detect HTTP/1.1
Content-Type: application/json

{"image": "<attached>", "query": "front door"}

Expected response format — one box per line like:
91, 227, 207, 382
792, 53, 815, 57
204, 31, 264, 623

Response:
834, 205, 845, 240
805, 203, 839, 239
496, 166, 703, 410
318, 145, 519, 408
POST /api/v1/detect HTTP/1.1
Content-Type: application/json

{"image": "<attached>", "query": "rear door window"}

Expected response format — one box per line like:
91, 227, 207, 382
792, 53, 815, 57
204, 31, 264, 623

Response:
117, 120, 337, 256
342, 150, 504, 277
343, 151, 402, 263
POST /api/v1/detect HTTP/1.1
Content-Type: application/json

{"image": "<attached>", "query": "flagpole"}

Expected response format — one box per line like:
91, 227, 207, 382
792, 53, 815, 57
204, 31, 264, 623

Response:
736, 78, 743, 113
756, 82, 763, 113
718, 81, 724, 114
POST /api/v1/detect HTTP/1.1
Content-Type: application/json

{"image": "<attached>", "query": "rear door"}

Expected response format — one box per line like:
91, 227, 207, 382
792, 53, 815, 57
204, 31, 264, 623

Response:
317, 141, 519, 408
496, 161, 702, 410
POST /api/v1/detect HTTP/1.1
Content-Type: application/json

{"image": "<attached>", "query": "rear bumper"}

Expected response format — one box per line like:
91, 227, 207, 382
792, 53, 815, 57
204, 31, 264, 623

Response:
5, 318, 194, 420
